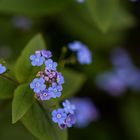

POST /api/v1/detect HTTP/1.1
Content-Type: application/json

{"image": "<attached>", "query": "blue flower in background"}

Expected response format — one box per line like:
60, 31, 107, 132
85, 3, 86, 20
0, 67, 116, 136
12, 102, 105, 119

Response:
41, 50, 52, 58
30, 54, 45, 66
0, 64, 6, 74
63, 100, 76, 114
110, 48, 133, 68
66, 114, 76, 128
52, 109, 67, 124
57, 72, 64, 85
77, 47, 92, 64
39, 89, 53, 100
48, 83, 62, 98
12, 16, 32, 31
96, 72, 126, 96
68, 41, 84, 52
71, 98, 99, 128
45, 59, 58, 71
30, 78, 46, 93
68, 41, 92, 65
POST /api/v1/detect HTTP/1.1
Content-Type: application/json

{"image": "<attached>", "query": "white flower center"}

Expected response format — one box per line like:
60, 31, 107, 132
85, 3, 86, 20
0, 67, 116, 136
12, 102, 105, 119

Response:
36, 83, 40, 87
57, 114, 61, 119
43, 92, 48, 96
49, 64, 52, 68
54, 89, 57, 93
35, 58, 40, 62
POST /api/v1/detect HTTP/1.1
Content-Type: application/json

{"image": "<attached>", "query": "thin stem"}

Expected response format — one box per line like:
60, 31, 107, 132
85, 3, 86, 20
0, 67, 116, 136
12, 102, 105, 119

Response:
0, 74, 19, 85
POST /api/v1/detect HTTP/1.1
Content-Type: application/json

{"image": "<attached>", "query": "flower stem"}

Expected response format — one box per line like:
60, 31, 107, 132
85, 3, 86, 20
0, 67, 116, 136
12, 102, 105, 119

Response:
0, 74, 19, 85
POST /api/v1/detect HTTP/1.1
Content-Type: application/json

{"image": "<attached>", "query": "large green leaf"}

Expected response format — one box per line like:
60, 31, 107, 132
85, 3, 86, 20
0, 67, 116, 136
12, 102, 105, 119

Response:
0, 0, 72, 16
0, 76, 16, 99
21, 102, 67, 140
86, 0, 119, 32
15, 34, 46, 83
59, 69, 85, 101
58, 2, 134, 48
12, 84, 34, 124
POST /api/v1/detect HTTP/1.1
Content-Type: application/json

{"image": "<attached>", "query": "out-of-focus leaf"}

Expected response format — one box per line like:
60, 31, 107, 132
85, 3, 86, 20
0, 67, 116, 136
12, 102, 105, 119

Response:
86, 0, 118, 32
15, 34, 45, 83
59, 68, 85, 101
12, 84, 34, 123
58, 3, 134, 48
121, 95, 140, 140
59, 11, 122, 48
0, 0, 72, 16
0, 104, 36, 140
0, 76, 16, 99
21, 102, 67, 140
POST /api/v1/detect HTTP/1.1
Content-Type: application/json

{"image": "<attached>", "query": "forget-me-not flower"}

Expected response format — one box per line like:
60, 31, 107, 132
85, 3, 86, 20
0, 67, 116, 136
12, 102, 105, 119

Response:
0, 64, 6, 74
39, 89, 53, 100
66, 114, 76, 127
30, 54, 45, 66
30, 78, 46, 93
45, 59, 58, 71
52, 109, 67, 124
48, 83, 62, 98
63, 100, 76, 114
57, 72, 64, 85
77, 47, 92, 64
41, 50, 52, 58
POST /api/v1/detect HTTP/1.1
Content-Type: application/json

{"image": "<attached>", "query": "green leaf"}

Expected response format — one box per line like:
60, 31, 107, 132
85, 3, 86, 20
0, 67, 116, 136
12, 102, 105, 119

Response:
59, 69, 85, 101
12, 84, 34, 124
15, 34, 46, 83
121, 95, 140, 140
21, 102, 67, 140
0, 76, 16, 99
0, 0, 72, 17
86, 0, 118, 32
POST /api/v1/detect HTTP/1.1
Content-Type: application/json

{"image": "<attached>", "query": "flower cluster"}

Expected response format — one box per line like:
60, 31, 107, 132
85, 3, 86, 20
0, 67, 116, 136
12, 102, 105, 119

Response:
52, 100, 76, 129
30, 50, 64, 100
68, 41, 92, 65
0, 64, 6, 74
71, 98, 99, 128
96, 48, 140, 96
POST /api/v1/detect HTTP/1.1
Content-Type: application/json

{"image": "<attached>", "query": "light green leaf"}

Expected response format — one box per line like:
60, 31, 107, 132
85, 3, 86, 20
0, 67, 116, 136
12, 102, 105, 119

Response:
15, 34, 46, 83
12, 84, 34, 124
21, 102, 67, 140
59, 68, 85, 101
0, 0, 72, 17
0, 76, 16, 99
86, 0, 118, 32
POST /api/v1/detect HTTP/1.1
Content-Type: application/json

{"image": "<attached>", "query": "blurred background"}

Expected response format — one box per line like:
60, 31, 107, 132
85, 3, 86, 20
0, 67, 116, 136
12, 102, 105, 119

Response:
0, 0, 140, 140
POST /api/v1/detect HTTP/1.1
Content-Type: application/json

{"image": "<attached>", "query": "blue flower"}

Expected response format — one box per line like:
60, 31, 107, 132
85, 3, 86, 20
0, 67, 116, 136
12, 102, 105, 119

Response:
30, 78, 46, 93
71, 98, 99, 128
39, 89, 53, 100
59, 123, 67, 129
45, 59, 57, 71
41, 50, 52, 58
57, 72, 64, 85
77, 47, 92, 64
62, 100, 76, 114
68, 41, 92, 64
66, 114, 76, 127
0, 64, 6, 74
30, 54, 45, 66
48, 83, 62, 98
52, 108, 67, 124
68, 41, 84, 52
